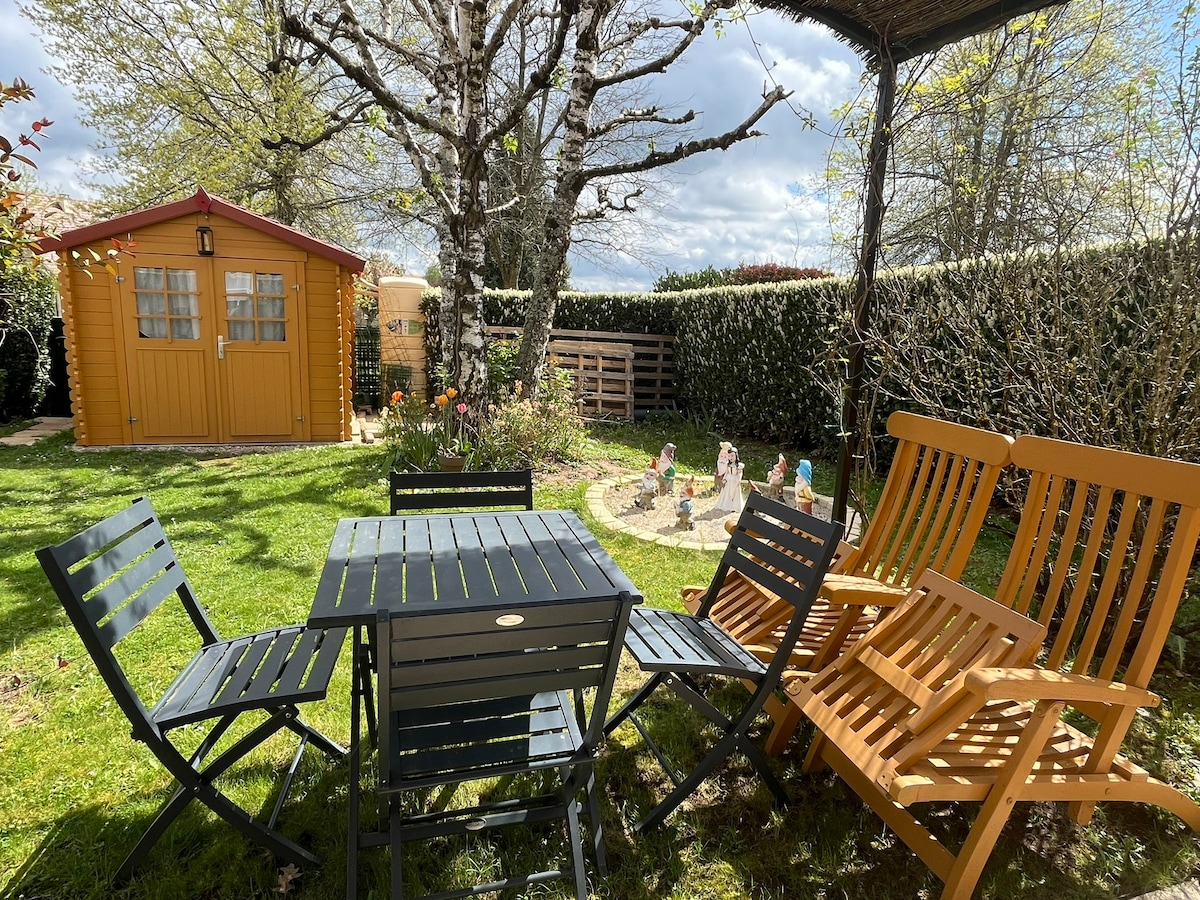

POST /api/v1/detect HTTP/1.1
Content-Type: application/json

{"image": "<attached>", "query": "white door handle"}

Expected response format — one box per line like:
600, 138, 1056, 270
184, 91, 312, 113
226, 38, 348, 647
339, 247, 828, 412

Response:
218, 335, 224, 359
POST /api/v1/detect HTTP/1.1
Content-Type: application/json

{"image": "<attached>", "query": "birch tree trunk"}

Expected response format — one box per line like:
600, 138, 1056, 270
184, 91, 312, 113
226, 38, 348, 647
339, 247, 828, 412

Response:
515, 0, 786, 394
515, 0, 609, 393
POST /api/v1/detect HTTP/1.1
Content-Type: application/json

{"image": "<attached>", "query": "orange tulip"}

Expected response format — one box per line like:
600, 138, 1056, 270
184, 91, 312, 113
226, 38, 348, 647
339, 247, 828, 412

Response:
446, 387, 458, 399
391, 390, 404, 403
435, 394, 449, 406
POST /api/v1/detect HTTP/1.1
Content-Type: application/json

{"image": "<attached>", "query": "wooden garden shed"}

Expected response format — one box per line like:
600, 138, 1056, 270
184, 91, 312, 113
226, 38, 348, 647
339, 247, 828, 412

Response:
40, 188, 364, 446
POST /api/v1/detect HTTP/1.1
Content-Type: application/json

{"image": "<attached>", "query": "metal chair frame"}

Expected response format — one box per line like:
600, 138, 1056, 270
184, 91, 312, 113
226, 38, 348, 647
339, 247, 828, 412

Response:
36, 496, 346, 879
352, 593, 633, 899
604, 492, 844, 831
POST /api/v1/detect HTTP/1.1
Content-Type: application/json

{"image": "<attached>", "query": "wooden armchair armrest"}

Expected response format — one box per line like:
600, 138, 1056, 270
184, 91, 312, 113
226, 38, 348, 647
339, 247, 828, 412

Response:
830, 539, 858, 570
819, 575, 909, 608
964, 668, 1161, 708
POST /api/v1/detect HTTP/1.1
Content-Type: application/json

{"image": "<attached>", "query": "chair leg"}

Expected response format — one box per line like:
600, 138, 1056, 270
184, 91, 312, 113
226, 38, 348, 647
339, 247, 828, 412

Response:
390, 797, 405, 900
564, 787, 590, 900
939, 700, 1064, 900
116, 784, 193, 881
636, 729, 742, 832
284, 713, 347, 759
581, 766, 608, 875
737, 736, 789, 807
604, 672, 666, 735
802, 732, 829, 772
347, 635, 365, 900
763, 696, 806, 756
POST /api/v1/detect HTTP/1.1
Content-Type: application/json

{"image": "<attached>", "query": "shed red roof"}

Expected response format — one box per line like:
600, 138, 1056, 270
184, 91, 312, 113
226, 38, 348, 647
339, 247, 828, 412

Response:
37, 187, 365, 271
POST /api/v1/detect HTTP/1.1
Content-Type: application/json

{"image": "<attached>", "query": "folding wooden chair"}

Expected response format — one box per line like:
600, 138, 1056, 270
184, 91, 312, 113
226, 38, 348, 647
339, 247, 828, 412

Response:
36, 496, 346, 879
681, 412, 1014, 754
604, 492, 843, 831
355, 593, 634, 900
389, 469, 534, 515
787, 436, 1200, 900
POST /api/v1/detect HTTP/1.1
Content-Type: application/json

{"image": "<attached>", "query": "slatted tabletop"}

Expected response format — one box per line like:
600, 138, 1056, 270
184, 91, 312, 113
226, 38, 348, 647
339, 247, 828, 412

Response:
308, 511, 643, 628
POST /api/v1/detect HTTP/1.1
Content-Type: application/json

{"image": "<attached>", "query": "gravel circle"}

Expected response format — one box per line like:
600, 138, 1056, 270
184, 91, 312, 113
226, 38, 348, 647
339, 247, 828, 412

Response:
600, 473, 841, 547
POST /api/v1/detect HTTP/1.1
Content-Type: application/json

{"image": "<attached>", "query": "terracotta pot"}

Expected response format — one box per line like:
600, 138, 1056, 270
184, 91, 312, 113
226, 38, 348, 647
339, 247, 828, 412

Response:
438, 453, 467, 473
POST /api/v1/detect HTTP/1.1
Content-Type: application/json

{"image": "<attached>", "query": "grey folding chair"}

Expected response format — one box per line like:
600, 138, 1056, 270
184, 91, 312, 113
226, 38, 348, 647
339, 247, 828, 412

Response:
36, 496, 347, 879
352, 592, 634, 900
604, 491, 844, 830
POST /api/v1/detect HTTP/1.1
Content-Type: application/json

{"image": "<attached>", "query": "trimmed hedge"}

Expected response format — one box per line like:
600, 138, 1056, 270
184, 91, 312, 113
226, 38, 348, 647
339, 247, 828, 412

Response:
418, 235, 1200, 465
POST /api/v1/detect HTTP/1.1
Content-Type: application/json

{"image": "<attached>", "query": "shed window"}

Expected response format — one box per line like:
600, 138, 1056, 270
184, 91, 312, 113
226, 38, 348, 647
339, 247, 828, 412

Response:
134, 267, 200, 340
225, 271, 287, 342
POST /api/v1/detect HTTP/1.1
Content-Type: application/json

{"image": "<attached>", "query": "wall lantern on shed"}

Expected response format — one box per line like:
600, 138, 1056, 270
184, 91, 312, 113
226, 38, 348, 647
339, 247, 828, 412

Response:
196, 225, 215, 256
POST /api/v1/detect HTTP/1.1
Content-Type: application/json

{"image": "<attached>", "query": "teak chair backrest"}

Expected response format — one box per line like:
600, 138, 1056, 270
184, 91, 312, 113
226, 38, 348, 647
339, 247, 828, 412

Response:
842, 411, 1014, 587
1001, 435, 1200, 690
800, 569, 1048, 779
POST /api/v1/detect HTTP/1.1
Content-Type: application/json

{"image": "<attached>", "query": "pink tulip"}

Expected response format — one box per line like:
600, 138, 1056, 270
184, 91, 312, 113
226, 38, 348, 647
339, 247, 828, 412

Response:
455, 403, 467, 414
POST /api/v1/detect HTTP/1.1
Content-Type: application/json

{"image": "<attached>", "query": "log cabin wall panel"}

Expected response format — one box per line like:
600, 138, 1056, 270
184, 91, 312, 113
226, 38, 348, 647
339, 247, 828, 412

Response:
49, 191, 362, 446
302, 258, 348, 440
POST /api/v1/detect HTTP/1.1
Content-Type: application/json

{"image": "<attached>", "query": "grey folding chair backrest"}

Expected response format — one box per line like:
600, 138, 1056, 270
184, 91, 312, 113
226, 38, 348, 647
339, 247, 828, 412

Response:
376, 592, 631, 790
37, 497, 219, 740
389, 469, 534, 515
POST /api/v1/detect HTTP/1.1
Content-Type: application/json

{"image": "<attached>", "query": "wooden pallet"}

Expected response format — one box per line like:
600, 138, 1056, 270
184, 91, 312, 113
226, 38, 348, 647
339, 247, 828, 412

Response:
546, 339, 634, 419
487, 325, 675, 413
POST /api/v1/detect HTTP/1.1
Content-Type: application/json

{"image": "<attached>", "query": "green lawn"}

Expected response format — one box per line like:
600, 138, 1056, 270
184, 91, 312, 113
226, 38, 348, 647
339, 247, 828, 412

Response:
1, 422, 1197, 899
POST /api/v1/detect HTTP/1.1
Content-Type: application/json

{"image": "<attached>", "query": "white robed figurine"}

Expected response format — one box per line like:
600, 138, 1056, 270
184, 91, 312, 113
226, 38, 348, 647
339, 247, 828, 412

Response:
715, 448, 745, 514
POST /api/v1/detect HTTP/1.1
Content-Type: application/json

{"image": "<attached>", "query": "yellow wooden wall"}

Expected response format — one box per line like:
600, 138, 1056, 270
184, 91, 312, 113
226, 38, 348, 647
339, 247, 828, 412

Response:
58, 210, 352, 445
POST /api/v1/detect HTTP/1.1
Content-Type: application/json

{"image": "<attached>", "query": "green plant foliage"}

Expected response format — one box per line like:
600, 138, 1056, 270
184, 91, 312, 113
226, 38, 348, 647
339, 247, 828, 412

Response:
652, 265, 729, 292
377, 386, 473, 472
0, 266, 58, 422
474, 363, 588, 470
486, 337, 521, 398
420, 233, 1200, 470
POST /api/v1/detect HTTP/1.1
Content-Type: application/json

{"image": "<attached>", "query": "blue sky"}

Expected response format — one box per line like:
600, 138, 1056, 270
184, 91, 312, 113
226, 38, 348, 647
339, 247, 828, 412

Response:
0, 0, 866, 289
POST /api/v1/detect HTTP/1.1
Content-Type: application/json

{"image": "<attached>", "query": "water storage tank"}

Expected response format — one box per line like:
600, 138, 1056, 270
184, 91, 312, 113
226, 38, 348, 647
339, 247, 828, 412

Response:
378, 275, 429, 400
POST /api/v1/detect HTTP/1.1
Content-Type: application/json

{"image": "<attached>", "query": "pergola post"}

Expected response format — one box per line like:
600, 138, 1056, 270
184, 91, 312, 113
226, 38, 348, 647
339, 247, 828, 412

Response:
833, 54, 899, 524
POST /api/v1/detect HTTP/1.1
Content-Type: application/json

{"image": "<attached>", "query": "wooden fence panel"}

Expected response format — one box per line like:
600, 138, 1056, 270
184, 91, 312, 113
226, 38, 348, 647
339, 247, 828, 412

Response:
486, 326, 674, 414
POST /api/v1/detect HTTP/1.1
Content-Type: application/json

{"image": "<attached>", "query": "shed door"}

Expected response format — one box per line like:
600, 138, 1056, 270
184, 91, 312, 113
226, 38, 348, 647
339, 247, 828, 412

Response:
123, 260, 219, 442
216, 262, 305, 441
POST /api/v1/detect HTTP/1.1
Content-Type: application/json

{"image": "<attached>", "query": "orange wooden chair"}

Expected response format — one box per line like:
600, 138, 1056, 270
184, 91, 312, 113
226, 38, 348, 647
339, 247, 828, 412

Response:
683, 411, 1014, 753
786, 435, 1200, 900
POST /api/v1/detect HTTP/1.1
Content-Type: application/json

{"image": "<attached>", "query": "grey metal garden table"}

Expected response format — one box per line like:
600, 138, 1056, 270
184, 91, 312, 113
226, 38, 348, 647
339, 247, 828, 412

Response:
308, 510, 643, 726
308, 510, 641, 628
307, 510, 643, 897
